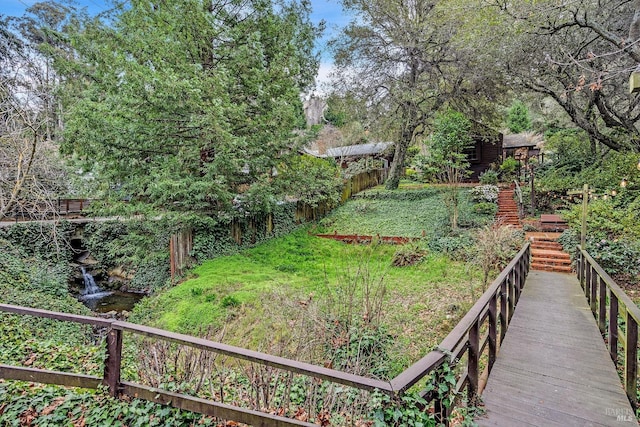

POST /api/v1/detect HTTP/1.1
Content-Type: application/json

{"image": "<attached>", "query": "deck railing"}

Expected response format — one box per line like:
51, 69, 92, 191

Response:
0, 243, 531, 426
576, 248, 640, 409
393, 242, 531, 421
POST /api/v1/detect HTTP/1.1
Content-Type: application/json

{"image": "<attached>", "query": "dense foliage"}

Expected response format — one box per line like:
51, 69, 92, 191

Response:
506, 100, 532, 134
0, 382, 217, 426
53, 0, 321, 214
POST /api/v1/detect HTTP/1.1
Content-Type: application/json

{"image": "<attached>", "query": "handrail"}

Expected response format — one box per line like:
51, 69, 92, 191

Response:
391, 242, 531, 394
114, 321, 393, 393
513, 179, 524, 218
576, 247, 640, 409
391, 241, 531, 426
513, 180, 523, 205
0, 242, 532, 426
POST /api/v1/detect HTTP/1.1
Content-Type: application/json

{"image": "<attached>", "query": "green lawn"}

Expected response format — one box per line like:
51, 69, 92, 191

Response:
132, 185, 491, 373
317, 184, 486, 237
135, 229, 481, 371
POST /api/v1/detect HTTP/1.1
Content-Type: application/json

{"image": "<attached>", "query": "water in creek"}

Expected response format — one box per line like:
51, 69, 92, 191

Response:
77, 267, 144, 313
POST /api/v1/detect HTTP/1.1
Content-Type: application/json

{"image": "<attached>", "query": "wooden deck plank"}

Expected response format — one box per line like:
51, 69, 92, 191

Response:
476, 271, 637, 426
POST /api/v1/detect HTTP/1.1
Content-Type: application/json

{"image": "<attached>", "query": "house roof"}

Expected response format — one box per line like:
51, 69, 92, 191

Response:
326, 142, 393, 158
503, 133, 542, 149
304, 141, 393, 158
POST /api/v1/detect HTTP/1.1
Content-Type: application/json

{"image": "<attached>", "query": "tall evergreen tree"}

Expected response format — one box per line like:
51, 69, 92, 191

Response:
54, 0, 321, 213
506, 100, 532, 134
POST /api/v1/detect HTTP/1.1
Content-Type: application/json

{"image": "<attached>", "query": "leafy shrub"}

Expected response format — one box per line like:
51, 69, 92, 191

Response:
562, 199, 627, 240
469, 185, 499, 203
427, 234, 474, 260
499, 157, 519, 182
471, 225, 526, 289
479, 169, 499, 185
588, 239, 640, 277
557, 229, 579, 253
371, 391, 435, 427
328, 322, 394, 379
473, 202, 498, 216
274, 155, 342, 208
221, 295, 241, 308
404, 168, 419, 181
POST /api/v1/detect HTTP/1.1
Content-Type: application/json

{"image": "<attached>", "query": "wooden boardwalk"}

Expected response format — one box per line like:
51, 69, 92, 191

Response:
477, 271, 638, 426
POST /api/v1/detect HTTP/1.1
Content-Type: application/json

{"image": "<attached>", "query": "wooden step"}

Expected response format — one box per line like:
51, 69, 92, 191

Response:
531, 257, 572, 267
497, 189, 521, 227
531, 249, 571, 259
531, 241, 563, 250
530, 263, 573, 273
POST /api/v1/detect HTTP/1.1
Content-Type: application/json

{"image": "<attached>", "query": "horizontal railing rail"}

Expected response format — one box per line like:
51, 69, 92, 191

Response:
1, 198, 94, 222
576, 248, 640, 409
0, 242, 532, 426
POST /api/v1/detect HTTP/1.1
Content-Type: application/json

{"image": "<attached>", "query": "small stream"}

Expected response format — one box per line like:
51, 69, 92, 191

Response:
76, 266, 144, 313
80, 290, 144, 313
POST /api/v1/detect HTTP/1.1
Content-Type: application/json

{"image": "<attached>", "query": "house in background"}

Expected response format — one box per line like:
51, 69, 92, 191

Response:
465, 124, 503, 181
502, 133, 544, 164
304, 141, 394, 171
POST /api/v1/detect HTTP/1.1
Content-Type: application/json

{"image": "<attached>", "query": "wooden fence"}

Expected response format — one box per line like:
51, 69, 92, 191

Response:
576, 248, 640, 409
340, 169, 386, 202
170, 170, 386, 278
0, 243, 531, 426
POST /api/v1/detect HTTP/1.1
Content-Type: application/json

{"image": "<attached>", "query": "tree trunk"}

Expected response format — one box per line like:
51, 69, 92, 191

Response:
385, 141, 408, 190
385, 104, 418, 190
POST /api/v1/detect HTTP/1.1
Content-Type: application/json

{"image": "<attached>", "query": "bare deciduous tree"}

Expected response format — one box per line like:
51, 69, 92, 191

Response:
0, 10, 69, 220
473, 0, 640, 152
329, 0, 504, 190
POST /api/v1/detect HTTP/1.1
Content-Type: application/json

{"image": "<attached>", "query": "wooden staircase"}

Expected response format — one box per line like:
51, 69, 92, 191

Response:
496, 187, 521, 228
528, 233, 573, 273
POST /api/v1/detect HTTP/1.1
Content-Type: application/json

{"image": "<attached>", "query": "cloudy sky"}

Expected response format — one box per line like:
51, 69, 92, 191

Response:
1, 0, 351, 89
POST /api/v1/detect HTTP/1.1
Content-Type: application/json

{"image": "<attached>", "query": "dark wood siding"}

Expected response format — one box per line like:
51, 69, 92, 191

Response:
468, 134, 503, 181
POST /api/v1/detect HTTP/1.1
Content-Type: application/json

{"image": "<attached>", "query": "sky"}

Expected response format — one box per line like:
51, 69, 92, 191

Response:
0, 0, 350, 89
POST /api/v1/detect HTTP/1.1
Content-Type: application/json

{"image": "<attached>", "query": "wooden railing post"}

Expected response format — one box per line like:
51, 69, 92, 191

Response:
508, 272, 515, 322
585, 263, 592, 300
625, 313, 638, 408
598, 277, 606, 335
590, 266, 598, 314
488, 295, 497, 374
468, 319, 480, 401
610, 292, 619, 366
513, 267, 521, 305
500, 279, 508, 342
577, 251, 584, 286
103, 327, 123, 397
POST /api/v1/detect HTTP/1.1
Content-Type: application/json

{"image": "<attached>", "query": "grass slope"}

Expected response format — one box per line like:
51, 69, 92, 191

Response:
133, 228, 482, 371
317, 184, 483, 237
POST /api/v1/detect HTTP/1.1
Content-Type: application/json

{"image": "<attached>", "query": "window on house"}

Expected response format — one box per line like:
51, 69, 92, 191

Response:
464, 142, 481, 163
